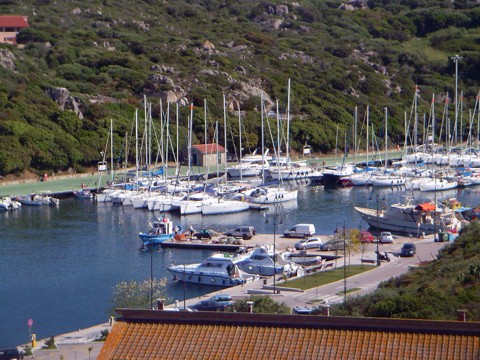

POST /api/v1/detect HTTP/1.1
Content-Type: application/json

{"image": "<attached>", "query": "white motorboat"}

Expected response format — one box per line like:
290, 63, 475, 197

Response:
227, 154, 271, 178
322, 163, 357, 187
17, 193, 59, 206
166, 252, 257, 287
0, 196, 21, 211
268, 160, 314, 181
236, 245, 300, 277
355, 197, 461, 235
244, 186, 298, 204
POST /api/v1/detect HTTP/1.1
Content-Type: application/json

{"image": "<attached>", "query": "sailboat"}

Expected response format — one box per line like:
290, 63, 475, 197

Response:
369, 108, 406, 187
202, 97, 251, 215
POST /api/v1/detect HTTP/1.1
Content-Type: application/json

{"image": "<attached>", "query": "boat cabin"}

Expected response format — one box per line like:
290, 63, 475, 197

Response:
149, 218, 174, 235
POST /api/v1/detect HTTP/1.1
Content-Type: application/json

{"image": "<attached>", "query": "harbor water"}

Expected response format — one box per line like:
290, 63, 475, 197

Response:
1, 184, 477, 347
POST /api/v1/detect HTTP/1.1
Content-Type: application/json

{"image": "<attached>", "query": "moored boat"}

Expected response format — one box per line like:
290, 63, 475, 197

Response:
139, 217, 182, 246
354, 196, 462, 235
166, 252, 257, 287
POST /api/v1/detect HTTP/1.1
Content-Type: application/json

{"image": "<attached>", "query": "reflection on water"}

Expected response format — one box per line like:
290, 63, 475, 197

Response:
0, 185, 477, 346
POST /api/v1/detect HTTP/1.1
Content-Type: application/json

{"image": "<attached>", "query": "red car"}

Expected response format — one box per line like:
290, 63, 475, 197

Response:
361, 231, 374, 243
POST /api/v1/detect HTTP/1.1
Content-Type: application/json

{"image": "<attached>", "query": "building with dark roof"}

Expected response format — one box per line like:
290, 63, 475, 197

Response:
0, 16, 29, 44
98, 308, 480, 359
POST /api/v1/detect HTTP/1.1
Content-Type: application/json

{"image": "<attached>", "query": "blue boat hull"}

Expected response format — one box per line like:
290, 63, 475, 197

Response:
139, 233, 174, 245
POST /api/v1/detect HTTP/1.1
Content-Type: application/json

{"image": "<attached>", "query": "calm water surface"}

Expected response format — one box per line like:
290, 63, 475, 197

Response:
1, 185, 476, 346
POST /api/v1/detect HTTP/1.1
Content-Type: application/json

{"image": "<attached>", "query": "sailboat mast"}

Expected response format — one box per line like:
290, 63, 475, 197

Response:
261, 95, 265, 184
238, 100, 242, 180
223, 94, 228, 183
353, 106, 357, 165
286, 78, 291, 162
135, 108, 139, 190
110, 118, 113, 183
384, 107, 388, 170
366, 106, 369, 167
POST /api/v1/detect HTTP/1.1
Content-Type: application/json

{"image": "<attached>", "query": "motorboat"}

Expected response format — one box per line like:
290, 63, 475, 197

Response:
166, 252, 257, 287
73, 188, 93, 199
244, 186, 298, 204
236, 245, 300, 277
17, 193, 59, 206
139, 217, 182, 246
322, 163, 357, 187
227, 154, 271, 178
0, 196, 21, 211
354, 196, 462, 235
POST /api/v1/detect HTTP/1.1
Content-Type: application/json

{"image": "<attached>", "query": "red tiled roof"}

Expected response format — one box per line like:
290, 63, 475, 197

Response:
191, 143, 225, 154
98, 310, 480, 360
0, 16, 29, 28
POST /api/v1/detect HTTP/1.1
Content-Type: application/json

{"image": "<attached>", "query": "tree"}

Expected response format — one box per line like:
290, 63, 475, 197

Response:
112, 278, 168, 310
233, 295, 291, 314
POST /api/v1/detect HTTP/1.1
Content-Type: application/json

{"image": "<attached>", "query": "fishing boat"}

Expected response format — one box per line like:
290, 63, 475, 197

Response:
354, 196, 462, 235
166, 252, 257, 287
139, 217, 182, 246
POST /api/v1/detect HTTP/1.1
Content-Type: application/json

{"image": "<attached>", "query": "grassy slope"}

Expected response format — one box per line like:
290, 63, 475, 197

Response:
0, 1, 479, 175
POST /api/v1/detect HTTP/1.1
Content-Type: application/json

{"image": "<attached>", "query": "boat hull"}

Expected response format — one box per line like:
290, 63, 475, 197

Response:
166, 268, 254, 287
201, 201, 250, 215
139, 233, 175, 245
355, 206, 456, 235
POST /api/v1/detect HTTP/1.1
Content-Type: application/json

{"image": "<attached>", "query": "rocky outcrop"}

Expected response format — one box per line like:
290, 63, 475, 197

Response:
45, 87, 84, 119
0, 49, 17, 72
339, 0, 368, 10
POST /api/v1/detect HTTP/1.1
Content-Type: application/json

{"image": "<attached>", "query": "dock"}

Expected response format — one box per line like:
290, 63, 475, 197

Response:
161, 239, 248, 251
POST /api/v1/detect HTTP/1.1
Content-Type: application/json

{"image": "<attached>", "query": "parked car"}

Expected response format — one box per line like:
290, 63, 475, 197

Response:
294, 237, 323, 250
209, 293, 233, 306
0, 348, 24, 360
193, 229, 213, 240
360, 231, 374, 243
319, 237, 349, 251
400, 242, 416, 257
188, 299, 231, 311
283, 223, 316, 238
379, 231, 394, 243
223, 226, 256, 240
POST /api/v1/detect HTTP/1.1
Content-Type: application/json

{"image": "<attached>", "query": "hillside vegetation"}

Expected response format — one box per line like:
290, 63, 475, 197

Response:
334, 221, 480, 321
1, 0, 480, 175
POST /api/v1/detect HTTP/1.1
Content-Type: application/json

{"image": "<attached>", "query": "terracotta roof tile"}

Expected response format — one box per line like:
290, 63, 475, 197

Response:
191, 143, 225, 154
98, 310, 480, 360
0, 16, 29, 28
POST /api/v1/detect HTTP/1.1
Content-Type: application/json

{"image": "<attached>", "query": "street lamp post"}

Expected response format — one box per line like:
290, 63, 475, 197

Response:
266, 203, 282, 294
375, 191, 385, 267
150, 247, 153, 309
335, 221, 347, 303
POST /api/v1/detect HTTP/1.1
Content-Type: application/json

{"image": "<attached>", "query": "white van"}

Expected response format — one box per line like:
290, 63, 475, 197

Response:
283, 223, 315, 238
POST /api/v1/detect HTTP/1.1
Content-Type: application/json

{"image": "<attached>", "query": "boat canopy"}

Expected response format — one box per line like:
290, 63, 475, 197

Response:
415, 203, 435, 212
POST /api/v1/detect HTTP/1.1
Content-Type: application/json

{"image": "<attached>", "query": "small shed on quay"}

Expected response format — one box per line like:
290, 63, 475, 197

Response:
186, 143, 226, 167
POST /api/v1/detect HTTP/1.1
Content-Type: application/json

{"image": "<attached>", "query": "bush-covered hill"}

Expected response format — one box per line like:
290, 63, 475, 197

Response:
334, 221, 480, 321
1, 0, 480, 175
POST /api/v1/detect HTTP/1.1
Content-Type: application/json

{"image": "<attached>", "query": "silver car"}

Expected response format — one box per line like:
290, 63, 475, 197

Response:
294, 237, 322, 250
379, 232, 394, 243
